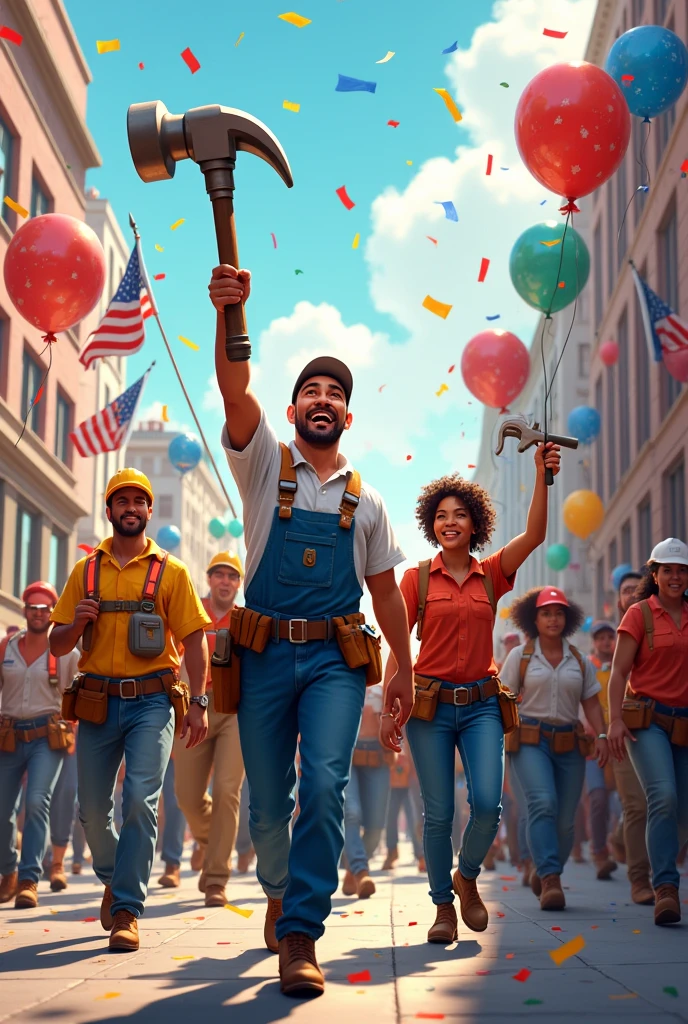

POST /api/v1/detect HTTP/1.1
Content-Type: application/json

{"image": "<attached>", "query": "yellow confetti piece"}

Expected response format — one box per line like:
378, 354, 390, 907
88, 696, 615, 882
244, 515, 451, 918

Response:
172, 956, 194, 961
632, 929, 641, 934
283, 100, 301, 113
436, 383, 449, 397
433, 87, 462, 123
609, 993, 638, 1000
352, 233, 360, 249
95, 993, 121, 1000
549, 934, 585, 965
49, 909, 59, 915
376, 51, 395, 63
4, 196, 28, 218
178, 335, 199, 351
422, 294, 453, 319
235, 32, 244, 47
155, 244, 164, 252
170, 218, 185, 231
96, 39, 120, 54
540, 239, 562, 247
162, 404, 169, 422
224, 903, 254, 918
278, 12, 311, 27
406, 160, 413, 165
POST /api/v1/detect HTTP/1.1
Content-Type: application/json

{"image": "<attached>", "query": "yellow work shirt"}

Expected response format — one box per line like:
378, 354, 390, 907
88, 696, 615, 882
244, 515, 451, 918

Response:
589, 655, 611, 724
51, 537, 211, 679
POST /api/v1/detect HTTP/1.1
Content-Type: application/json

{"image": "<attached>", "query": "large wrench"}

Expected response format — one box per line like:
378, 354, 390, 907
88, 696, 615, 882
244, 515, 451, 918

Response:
495, 415, 578, 486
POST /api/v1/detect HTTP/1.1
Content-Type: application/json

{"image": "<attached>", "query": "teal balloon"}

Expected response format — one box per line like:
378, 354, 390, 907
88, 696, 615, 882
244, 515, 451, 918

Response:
546, 543, 571, 572
509, 221, 590, 314
227, 518, 244, 538
208, 517, 226, 539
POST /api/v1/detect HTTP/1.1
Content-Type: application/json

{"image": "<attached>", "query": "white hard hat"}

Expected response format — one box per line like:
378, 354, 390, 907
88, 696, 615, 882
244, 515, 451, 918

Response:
649, 538, 688, 566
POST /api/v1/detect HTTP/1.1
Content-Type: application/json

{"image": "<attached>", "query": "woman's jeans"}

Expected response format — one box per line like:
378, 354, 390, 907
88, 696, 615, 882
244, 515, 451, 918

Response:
386, 787, 423, 859
509, 724, 586, 878
627, 708, 688, 889
407, 684, 504, 905
344, 743, 391, 874
585, 758, 610, 857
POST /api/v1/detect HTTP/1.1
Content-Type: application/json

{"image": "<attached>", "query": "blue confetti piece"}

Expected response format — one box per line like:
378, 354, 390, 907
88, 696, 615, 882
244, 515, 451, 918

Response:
442, 40, 458, 53
486, 314, 501, 321
540, 199, 547, 205
500, 167, 509, 171
335, 74, 377, 94
434, 200, 458, 221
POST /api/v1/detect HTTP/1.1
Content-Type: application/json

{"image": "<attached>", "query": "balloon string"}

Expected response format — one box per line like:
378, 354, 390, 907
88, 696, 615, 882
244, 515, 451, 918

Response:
14, 339, 54, 448
540, 210, 573, 448
637, 118, 652, 193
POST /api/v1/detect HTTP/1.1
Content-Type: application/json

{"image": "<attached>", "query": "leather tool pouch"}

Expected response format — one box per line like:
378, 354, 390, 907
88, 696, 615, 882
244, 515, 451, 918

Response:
497, 682, 520, 735
74, 680, 108, 725
362, 624, 383, 686
353, 748, 380, 768
670, 717, 688, 747
0, 720, 16, 754
621, 698, 654, 730
576, 725, 595, 758
520, 721, 541, 746
211, 629, 241, 715
47, 716, 75, 752
333, 615, 383, 686
552, 729, 576, 754
61, 677, 81, 722
128, 605, 166, 659
231, 607, 271, 654
504, 729, 520, 754
411, 677, 442, 721
161, 676, 190, 736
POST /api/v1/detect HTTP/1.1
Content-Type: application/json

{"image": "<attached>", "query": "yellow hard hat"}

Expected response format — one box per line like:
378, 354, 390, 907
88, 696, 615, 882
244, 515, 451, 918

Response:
207, 551, 244, 577
105, 468, 154, 504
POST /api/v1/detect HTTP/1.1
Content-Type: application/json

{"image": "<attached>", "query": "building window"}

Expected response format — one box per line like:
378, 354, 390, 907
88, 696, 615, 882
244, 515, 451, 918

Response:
30, 176, 51, 218
618, 309, 630, 476
634, 264, 652, 451
578, 343, 590, 379
21, 349, 44, 437
596, 556, 606, 617
593, 223, 603, 327
49, 530, 67, 592
658, 198, 681, 414
654, 0, 669, 22
595, 376, 604, 499
606, 365, 617, 497
55, 391, 72, 465
141, 456, 155, 477
663, 457, 686, 539
14, 506, 40, 597
631, 0, 643, 23
158, 494, 173, 518
621, 519, 632, 565
637, 494, 652, 563
0, 115, 13, 225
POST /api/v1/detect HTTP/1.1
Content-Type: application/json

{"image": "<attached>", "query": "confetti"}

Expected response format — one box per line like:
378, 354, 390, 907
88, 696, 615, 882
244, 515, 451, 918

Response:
467, 463, 476, 469
0, 26, 23, 45
352, 233, 360, 249
138, 62, 144, 69
378, 385, 387, 392
415, 1016, 445, 1021
376, 51, 395, 63
609, 993, 638, 1000
235, 32, 244, 47
551, 926, 562, 931
433, 87, 462, 122
500, 81, 509, 87
223, 903, 253, 918
95, 993, 121, 1000
558, 281, 566, 288
540, 239, 561, 247
442, 41, 458, 53
153, 273, 165, 281
426, 236, 438, 245
523, 1000, 543, 1006
549, 934, 585, 965
82, 917, 97, 922
271, 232, 278, 248
663, 987, 679, 997
486, 314, 501, 320
505, 953, 515, 959
283, 100, 300, 113
155, 244, 164, 251
435, 200, 458, 221
161, 405, 169, 422
336, 74, 377, 94
478, 257, 490, 282
3, 197, 28, 218
279, 12, 312, 27
408, 921, 417, 926
436, 384, 449, 397
590, 925, 599, 929
295, 269, 304, 274
513, 969, 531, 983
178, 335, 199, 351
423, 295, 453, 319
496, 912, 505, 918
448, 364, 455, 373
387, 120, 400, 127
347, 970, 371, 984
406, 160, 413, 166
486, 154, 493, 175
476, 970, 491, 976
172, 956, 194, 961
170, 219, 185, 230
96, 39, 120, 54
181, 47, 200, 74
543, 28, 568, 38
680, 159, 688, 174
500, 876, 516, 881
632, 930, 641, 934
406, 455, 412, 461
336, 185, 355, 210
622, 74, 634, 83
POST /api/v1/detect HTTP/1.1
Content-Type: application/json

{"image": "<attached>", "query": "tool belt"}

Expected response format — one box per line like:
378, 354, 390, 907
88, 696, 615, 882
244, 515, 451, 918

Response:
352, 747, 396, 768
505, 718, 593, 756
622, 695, 688, 746
0, 713, 75, 754
411, 675, 515, 730
61, 670, 188, 737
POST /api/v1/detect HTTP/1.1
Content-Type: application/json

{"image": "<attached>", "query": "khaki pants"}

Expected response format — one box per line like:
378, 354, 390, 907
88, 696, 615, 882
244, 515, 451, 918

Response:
174, 705, 245, 887
612, 755, 650, 884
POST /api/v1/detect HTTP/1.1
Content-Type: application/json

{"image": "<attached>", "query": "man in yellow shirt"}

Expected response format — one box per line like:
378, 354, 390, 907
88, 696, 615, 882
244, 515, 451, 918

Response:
50, 468, 211, 952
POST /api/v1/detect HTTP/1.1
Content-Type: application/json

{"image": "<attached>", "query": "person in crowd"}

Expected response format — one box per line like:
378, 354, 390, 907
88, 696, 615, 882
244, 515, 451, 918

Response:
585, 621, 619, 880
383, 738, 424, 872
50, 468, 210, 952
174, 552, 246, 907
382, 442, 561, 944
497, 632, 521, 670
501, 587, 608, 911
0, 583, 79, 908
156, 756, 187, 889
607, 539, 688, 927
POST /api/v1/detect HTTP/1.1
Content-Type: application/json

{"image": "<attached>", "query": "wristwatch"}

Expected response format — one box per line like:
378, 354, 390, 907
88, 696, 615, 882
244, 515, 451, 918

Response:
190, 694, 209, 709
597, 733, 607, 740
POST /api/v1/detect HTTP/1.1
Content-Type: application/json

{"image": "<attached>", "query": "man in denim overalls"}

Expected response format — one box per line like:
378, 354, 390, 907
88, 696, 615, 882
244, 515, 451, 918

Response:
209, 264, 414, 997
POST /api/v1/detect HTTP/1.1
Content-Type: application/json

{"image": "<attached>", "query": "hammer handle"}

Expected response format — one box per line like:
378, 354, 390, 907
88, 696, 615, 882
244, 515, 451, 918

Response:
211, 197, 251, 362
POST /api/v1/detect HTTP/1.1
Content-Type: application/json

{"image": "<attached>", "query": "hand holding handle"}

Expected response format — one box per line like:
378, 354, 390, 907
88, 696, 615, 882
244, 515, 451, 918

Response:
210, 195, 251, 362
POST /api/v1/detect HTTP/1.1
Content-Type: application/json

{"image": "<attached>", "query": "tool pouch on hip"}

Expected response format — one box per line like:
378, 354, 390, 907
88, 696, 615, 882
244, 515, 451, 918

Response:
353, 748, 379, 767
552, 730, 576, 754
410, 676, 442, 721
333, 614, 369, 669
231, 607, 271, 654
128, 609, 166, 659
575, 724, 595, 758
160, 675, 190, 736
61, 676, 81, 723
0, 720, 16, 754
497, 682, 520, 735
74, 680, 108, 725
504, 728, 520, 754
211, 628, 241, 715
47, 716, 75, 752
362, 625, 383, 686
621, 698, 654, 730
520, 721, 541, 746
669, 717, 688, 747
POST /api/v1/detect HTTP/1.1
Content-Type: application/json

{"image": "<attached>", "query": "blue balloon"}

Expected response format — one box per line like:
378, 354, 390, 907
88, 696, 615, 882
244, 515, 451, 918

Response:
606, 26, 688, 120
168, 433, 202, 475
611, 562, 634, 591
582, 615, 593, 634
567, 405, 601, 445
156, 525, 181, 551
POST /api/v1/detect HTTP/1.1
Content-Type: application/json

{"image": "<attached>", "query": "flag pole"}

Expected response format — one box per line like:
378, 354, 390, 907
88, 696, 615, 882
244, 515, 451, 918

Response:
129, 212, 238, 520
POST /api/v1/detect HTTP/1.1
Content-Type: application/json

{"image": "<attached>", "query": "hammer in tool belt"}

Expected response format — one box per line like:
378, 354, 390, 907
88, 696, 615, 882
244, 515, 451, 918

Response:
495, 414, 578, 486
127, 102, 293, 362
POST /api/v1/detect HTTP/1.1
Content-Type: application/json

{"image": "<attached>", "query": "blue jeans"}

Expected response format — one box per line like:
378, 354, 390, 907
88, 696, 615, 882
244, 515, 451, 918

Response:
509, 727, 586, 878
507, 763, 530, 863
407, 686, 504, 904
238, 640, 366, 941
627, 715, 688, 888
0, 718, 65, 883
386, 787, 423, 859
160, 758, 186, 867
77, 691, 174, 918
50, 749, 78, 847
236, 776, 252, 856
344, 746, 390, 873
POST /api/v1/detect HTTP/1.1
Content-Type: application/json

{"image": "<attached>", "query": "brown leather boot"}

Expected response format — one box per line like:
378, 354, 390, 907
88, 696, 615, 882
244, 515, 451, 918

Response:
452, 868, 488, 931
654, 884, 681, 926
50, 846, 68, 892
427, 903, 458, 944
539, 874, 566, 911
14, 880, 38, 909
342, 869, 357, 896
521, 859, 533, 887
355, 870, 376, 899
530, 872, 542, 898
205, 884, 227, 907
264, 896, 283, 953
0, 871, 18, 904
71, 862, 82, 875
594, 854, 618, 880
630, 878, 655, 906
100, 885, 114, 931
279, 933, 325, 997
190, 843, 205, 872
236, 848, 255, 874
109, 910, 139, 951
158, 863, 181, 888
382, 848, 399, 870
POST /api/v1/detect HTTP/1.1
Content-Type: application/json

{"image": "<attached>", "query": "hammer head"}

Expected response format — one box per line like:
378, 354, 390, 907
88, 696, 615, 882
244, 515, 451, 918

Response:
127, 101, 293, 187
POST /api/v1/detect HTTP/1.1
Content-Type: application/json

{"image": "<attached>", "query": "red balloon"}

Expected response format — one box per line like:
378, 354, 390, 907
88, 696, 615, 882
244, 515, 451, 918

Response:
3, 214, 106, 337
515, 63, 631, 203
461, 330, 530, 409
599, 340, 619, 366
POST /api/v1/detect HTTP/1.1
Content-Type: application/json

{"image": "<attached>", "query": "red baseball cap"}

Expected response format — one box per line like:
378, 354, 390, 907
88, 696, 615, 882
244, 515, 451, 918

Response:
22, 581, 59, 608
536, 586, 569, 609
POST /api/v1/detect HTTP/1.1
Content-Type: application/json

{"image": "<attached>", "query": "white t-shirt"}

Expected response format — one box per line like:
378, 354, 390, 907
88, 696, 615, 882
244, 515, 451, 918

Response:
0, 634, 80, 719
501, 638, 601, 726
222, 411, 405, 590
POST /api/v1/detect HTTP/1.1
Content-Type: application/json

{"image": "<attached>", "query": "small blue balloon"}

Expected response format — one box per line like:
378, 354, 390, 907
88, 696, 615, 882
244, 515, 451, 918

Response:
611, 562, 634, 591
168, 433, 202, 475
582, 615, 593, 634
606, 26, 688, 120
156, 524, 181, 551
568, 405, 601, 445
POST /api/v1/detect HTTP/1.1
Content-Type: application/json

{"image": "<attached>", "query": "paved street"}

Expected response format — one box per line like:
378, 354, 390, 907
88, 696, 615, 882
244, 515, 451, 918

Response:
0, 845, 686, 1024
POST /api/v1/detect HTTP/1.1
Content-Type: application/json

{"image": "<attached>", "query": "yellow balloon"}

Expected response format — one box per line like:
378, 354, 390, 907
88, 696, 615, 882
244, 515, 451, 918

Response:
499, 606, 511, 620
562, 489, 605, 540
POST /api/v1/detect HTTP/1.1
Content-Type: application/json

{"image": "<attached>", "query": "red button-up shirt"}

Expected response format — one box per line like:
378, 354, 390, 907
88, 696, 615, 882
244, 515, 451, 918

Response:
619, 594, 688, 706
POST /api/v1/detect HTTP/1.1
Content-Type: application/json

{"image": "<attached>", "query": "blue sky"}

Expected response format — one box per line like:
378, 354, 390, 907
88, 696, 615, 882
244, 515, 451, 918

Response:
65, 0, 596, 562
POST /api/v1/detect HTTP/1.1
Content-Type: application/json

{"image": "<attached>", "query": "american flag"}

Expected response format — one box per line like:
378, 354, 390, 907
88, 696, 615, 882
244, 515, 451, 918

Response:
70, 369, 150, 457
78, 247, 153, 369
631, 264, 688, 363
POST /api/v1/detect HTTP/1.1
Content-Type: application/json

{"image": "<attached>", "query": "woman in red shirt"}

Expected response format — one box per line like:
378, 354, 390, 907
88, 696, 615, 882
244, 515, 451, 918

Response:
382, 444, 560, 944
607, 538, 688, 928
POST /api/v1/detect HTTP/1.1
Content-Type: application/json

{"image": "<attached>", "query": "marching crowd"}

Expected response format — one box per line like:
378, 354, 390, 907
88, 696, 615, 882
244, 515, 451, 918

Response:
0, 263, 685, 1001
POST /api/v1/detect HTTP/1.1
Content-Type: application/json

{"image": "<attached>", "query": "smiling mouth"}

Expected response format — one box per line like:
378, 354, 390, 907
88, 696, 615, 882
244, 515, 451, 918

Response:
308, 411, 335, 425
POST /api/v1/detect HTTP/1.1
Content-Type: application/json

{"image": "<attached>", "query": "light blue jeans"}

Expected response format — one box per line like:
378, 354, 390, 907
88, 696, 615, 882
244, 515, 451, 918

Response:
344, 744, 391, 874
77, 691, 174, 918
407, 684, 504, 904
50, 748, 78, 847
238, 640, 366, 941
387, 787, 423, 859
160, 758, 186, 867
0, 718, 65, 883
627, 714, 688, 888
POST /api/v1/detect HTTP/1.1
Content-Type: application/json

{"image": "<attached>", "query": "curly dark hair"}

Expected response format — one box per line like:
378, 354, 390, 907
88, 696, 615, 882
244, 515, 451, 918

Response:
635, 563, 688, 602
509, 587, 585, 640
415, 474, 496, 551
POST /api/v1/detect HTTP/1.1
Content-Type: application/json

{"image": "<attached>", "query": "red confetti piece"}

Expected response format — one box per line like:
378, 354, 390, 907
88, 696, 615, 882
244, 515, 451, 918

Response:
426, 236, 438, 245
681, 159, 688, 173
496, 912, 505, 918
591, 925, 599, 929
336, 185, 355, 210
0, 26, 23, 45
502, 886, 510, 891
448, 364, 455, 373
271, 232, 277, 249
378, 384, 387, 392
467, 464, 476, 468
500, 876, 516, 881
33, 386, 44, 405
153, 273, 165, 280
217, 941, 231, 944
387, 120, 400, 127
513, 968, 531, 982
476, 970, 491, 976
340, 913, 349, 918
478, 257, 490, 282
505, 953, 515, 959
486, 153, 493, 175
138, 62, 144, 69
347, 970, 371, 984
622, 74, 634, 83
406, 454, 412, 461
543, 28, 568, 38
551, 926, 562, 931
409, 921, 418, 926
181, 46, 200, 74
82, 917, 97, 922
354, 911, 364, 915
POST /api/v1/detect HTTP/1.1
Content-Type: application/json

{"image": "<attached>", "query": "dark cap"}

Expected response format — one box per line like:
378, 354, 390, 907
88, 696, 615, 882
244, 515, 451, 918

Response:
291, 357, 353, 406
590, 619, 616, 636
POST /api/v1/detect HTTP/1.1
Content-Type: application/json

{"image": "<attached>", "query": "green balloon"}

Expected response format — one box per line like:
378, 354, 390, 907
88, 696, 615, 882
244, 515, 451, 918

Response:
208, 516, 226, 539
227, 518, 244, 538
546, 543, 571, 572
509, 221, 590, 314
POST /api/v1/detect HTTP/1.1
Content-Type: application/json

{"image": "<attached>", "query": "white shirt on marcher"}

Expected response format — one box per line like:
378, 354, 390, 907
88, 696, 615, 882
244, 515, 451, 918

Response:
0, 633, 79, 720
500, 638, 601, 726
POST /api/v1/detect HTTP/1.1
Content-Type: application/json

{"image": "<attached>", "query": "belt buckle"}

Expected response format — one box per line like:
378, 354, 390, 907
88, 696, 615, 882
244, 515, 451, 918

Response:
118, 678, 138, 699
453, 687, 470, 706
288, 619, 308, 644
